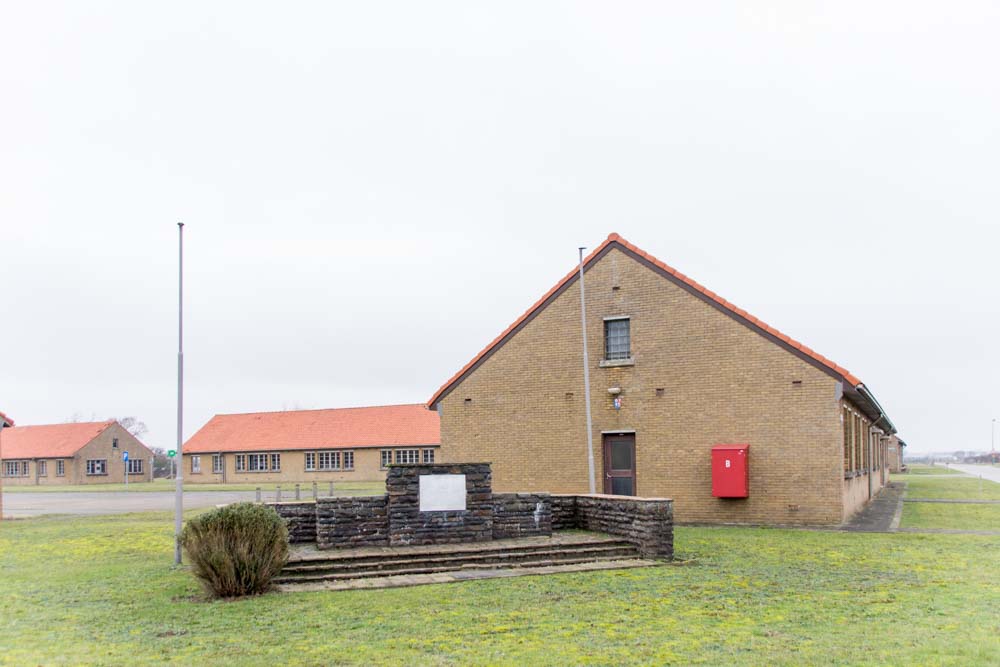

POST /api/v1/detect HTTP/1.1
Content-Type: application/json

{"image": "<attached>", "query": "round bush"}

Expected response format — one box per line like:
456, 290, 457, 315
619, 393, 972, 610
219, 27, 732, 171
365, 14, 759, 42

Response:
181, 502, 289, 598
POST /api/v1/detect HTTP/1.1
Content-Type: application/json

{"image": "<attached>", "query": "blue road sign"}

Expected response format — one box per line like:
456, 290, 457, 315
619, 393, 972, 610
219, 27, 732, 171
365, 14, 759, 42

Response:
123, 451, 129, 462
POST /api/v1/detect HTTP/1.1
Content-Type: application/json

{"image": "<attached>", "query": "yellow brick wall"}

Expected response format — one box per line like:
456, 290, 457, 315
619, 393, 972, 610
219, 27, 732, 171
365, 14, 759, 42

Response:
437, 246, 852, 526
182, 446, 438, 484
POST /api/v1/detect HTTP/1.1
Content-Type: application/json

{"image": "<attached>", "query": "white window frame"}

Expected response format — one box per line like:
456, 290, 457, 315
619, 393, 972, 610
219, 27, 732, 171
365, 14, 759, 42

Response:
343, 451, 354, 470
56, 459, 65, 477
4, 460, 27, 477
127, 459, 144, 475
380, 449, 392, 470
422, 449, 435, 464
212, 454, 223, 474
270, 453, 281, 472
37, 460, 48, 476
318, 451, 340, 471
86, 459, 108, 476
247, 453, 268, 472
395, 449, 419, 465
604, 316, 631, 361
235, 454, 246, 472
305, 452, 316, 471
191, 455, 201, 474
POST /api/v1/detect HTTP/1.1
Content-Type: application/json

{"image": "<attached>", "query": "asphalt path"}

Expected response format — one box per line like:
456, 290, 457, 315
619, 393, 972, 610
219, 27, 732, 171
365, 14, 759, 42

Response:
946, 464, 1000, 484
2, 490, 262, 518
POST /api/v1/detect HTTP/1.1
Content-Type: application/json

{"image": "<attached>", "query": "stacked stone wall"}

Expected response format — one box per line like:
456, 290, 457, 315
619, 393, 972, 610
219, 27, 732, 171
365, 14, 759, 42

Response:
492, 493, 552, 539
316, 495, 389, 549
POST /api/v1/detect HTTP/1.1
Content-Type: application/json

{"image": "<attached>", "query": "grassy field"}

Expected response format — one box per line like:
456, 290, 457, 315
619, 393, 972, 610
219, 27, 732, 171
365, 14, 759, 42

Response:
2, 479, 386, 495
1, 513, 998, 665
900, 503, 1000, 530
904, 464, 963, 475
901, 475, 1000, 500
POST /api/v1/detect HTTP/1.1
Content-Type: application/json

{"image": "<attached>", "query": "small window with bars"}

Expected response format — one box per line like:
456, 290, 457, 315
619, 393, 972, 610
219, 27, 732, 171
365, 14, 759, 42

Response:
305, 452, 316, 471
422, 449, 435, 464
343, 451, 354, 470
604, 318, 631, 360
127, 459, 144, 474
56, 459, 65, 476
380, 450, 392, 470
270, 453, 281, 472
235, 454, 246, 472
38, 460, 48, 476
191, 456, 201, 474
212, 454, 223, 474
247, 453, 267, 472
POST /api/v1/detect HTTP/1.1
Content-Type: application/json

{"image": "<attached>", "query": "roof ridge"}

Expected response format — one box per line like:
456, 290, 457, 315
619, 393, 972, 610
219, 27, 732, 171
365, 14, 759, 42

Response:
214, 403, 429, 418
426, 233, 864, 408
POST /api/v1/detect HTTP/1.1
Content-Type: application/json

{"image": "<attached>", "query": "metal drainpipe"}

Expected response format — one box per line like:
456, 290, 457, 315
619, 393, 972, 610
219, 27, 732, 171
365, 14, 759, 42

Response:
867, 413, 886, 500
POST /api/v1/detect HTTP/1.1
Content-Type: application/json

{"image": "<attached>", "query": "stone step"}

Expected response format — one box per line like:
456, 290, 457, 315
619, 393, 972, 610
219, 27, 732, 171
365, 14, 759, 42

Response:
280, 544, 639, 578
286, 535, 634, 567
274, 552, 641, 584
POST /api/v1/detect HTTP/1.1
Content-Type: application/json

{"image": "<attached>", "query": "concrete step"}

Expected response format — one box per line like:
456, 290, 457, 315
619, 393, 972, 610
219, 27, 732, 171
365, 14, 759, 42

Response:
280, 544, 639, 579
285, 536, 635, 568
274, 552, 641, 584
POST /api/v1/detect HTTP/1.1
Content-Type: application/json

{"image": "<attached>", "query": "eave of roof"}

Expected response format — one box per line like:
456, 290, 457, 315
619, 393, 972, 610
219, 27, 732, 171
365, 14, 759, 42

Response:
0, 420, 115, 459
0, 410, 14, 427
427, 233, 892, 431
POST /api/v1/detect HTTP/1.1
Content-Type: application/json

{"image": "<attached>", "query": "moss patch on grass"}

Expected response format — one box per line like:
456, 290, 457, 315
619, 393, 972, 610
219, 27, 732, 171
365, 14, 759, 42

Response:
1, 512, 998, 665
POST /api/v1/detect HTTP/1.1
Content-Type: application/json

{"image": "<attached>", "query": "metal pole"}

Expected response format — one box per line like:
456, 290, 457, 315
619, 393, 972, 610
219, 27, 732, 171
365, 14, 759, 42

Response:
579, 247, 596, 495
174, 222, 185, 565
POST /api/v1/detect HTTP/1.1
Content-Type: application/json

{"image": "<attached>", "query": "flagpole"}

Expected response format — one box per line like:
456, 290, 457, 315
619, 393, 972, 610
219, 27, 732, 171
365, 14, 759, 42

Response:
174, 222, 185, 565
579, 247, 596, 494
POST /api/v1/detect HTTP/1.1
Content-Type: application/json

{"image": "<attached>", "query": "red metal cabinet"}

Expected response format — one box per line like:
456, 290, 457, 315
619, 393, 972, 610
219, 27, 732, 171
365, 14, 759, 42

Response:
712, 444, 749, 498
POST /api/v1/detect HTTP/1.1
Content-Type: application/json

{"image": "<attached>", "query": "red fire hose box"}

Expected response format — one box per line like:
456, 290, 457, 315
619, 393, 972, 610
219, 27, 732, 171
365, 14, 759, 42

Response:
712, 444, 749, 498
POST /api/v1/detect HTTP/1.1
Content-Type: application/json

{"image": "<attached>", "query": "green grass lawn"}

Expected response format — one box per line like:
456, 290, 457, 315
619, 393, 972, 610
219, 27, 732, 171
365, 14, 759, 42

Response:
904, 464, 962, 475
1, 513, 998, 665
2, 478, 386, 495
900, 503, 1000, 531
902, 475, 1000, 500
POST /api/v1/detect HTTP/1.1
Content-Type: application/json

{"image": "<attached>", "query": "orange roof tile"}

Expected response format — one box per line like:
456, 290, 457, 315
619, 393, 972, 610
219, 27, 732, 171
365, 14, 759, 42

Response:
184, 404, 440, 454
427, 233, 867, 408
0, 421, 115, 459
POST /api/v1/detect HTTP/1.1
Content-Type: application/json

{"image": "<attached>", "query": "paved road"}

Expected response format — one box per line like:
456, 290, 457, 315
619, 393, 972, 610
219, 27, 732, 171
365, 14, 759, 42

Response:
2, 491, 262, 518
946, 464, 1000, 484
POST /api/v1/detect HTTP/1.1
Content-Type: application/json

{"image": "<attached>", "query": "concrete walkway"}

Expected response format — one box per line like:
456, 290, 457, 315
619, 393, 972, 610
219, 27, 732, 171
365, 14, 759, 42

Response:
946, 464, 1000, 483
842, 482, 905, 532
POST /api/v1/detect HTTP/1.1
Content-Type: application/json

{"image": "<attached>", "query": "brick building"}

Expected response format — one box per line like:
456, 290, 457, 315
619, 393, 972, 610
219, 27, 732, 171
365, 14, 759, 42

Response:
0, 420, 154, 486
182, 404, 439, 484
886, 435, 907, 473
428, 233, 897, 526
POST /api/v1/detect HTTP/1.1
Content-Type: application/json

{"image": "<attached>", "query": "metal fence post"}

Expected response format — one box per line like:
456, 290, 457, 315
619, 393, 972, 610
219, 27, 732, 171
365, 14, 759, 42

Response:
295, 483, 300, 500
255, 487, 261, 502
276, 485, 281, 502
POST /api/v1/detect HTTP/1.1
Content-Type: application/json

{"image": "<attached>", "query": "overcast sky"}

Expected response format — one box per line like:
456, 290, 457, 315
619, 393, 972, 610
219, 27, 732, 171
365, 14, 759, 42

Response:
2, 3, 998, 454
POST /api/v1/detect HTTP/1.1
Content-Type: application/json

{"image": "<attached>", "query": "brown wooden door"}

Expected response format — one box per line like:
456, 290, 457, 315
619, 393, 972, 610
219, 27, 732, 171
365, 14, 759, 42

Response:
603, 433, 636, 496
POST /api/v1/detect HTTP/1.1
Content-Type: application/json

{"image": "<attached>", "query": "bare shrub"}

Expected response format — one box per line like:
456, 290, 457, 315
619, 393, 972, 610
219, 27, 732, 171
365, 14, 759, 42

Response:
181, 503, 288, 598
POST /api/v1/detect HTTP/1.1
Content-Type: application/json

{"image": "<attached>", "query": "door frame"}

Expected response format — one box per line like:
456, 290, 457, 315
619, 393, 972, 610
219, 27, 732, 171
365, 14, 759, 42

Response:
602, 432, 637, 496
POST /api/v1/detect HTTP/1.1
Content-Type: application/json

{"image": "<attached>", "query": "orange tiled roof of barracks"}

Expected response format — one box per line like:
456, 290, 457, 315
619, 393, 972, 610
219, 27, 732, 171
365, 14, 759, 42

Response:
184, 404, 440, 454
0, 421, 115, 459
428, 233, 864, 408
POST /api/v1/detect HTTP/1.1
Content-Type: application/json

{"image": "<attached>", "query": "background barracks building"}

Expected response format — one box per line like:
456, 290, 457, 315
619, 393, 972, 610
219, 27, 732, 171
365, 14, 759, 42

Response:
0, 420, 154, 486
183, 404, 439, 483
428, 234, 898, 526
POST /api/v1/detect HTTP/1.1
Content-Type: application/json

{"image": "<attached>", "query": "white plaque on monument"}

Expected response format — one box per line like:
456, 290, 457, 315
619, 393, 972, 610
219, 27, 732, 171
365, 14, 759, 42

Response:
419, 474, 467, 512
